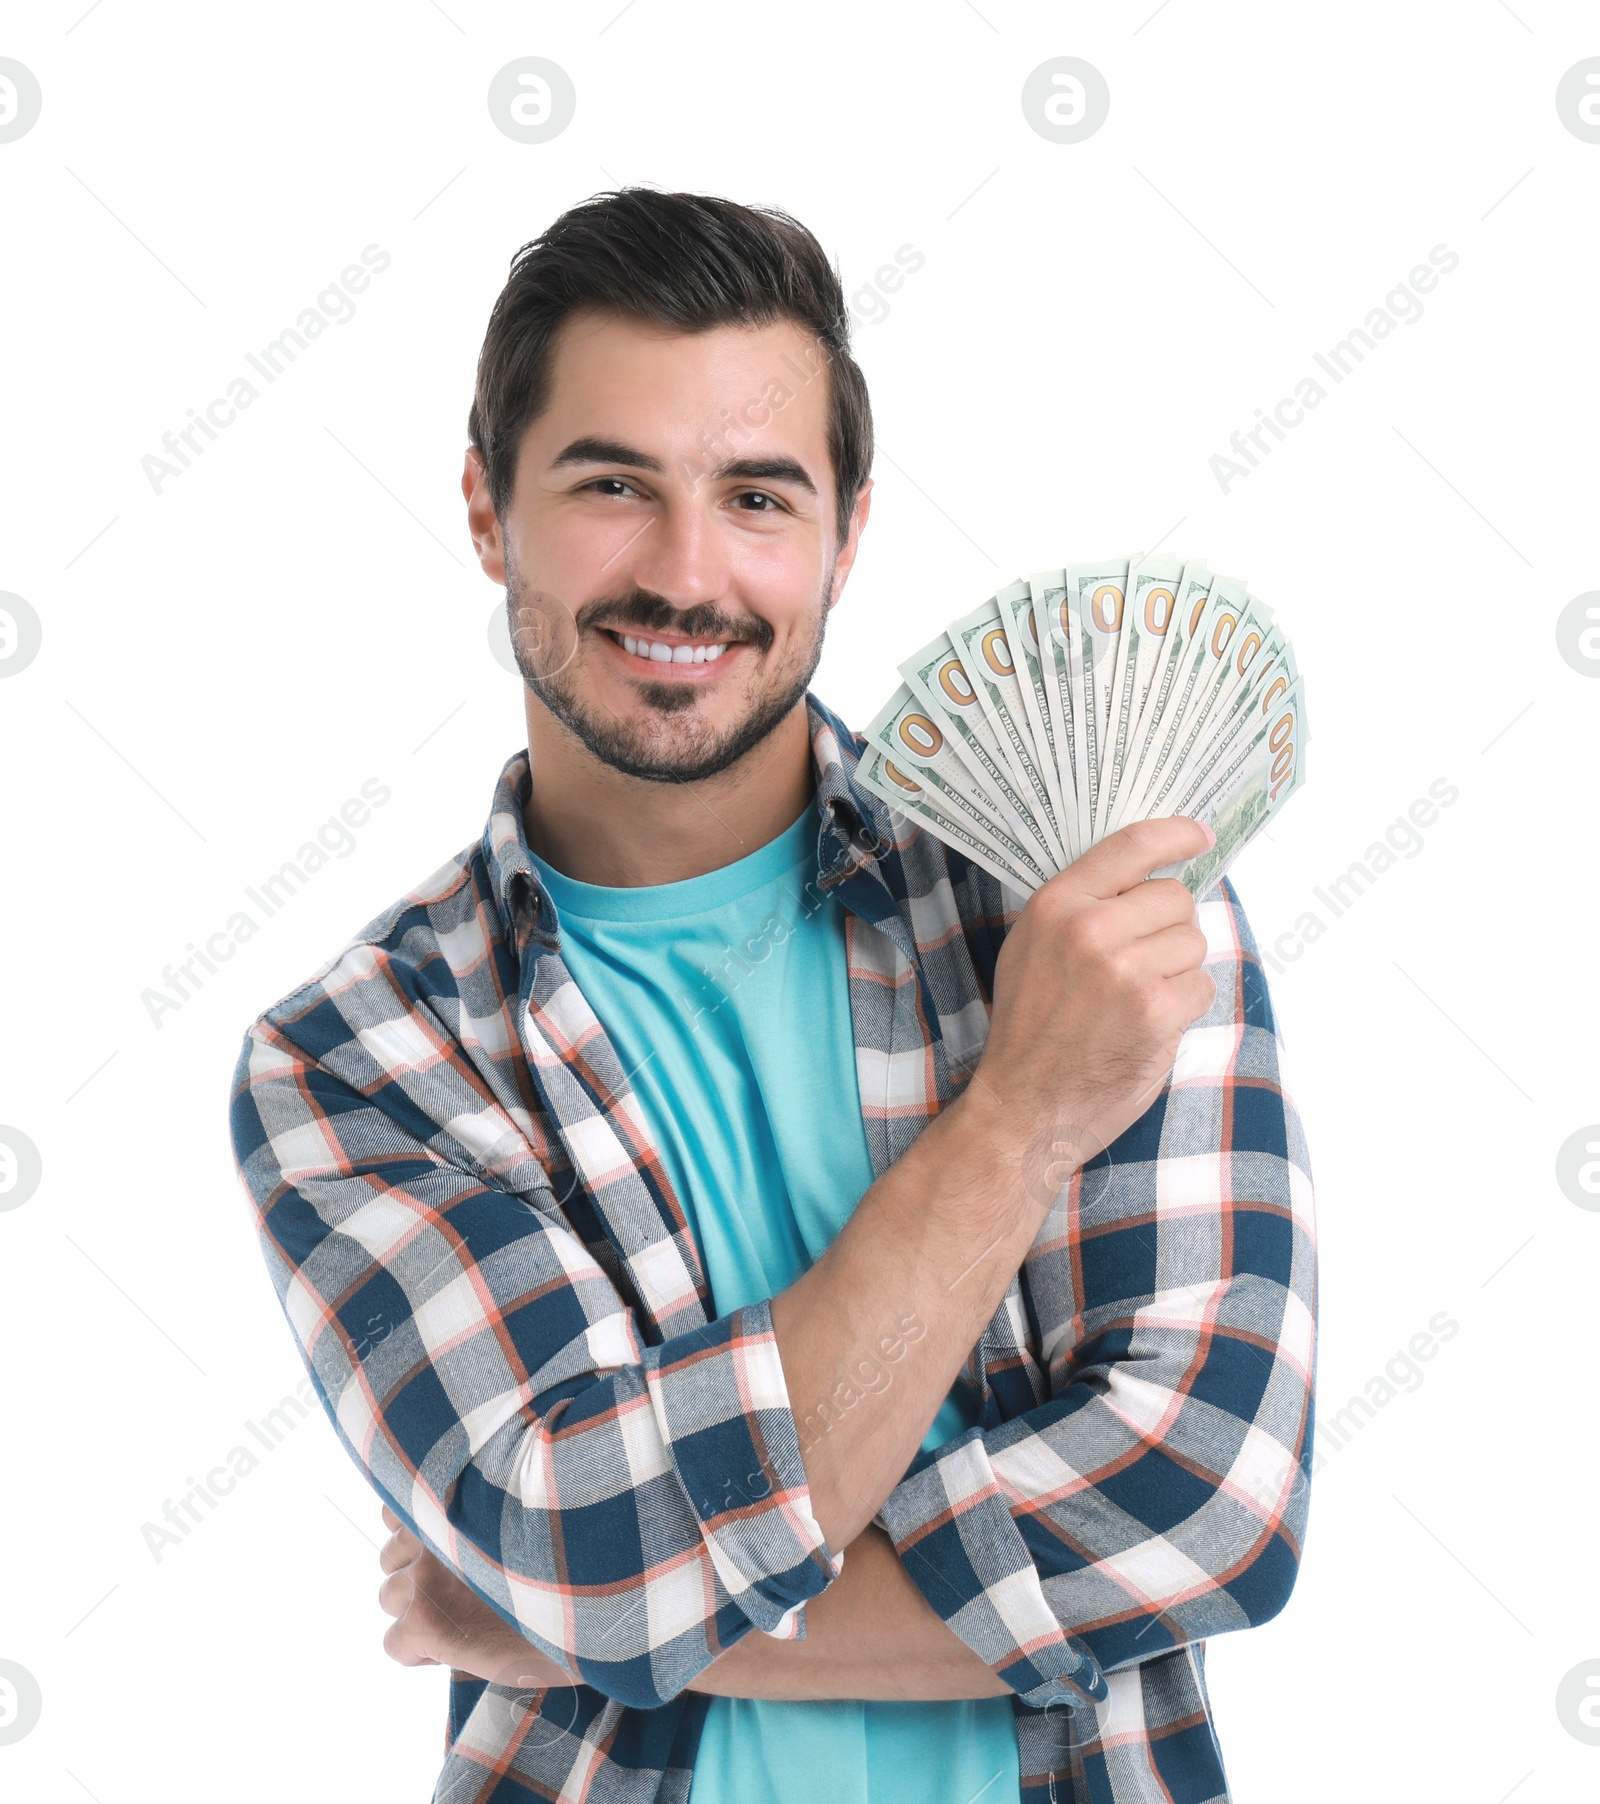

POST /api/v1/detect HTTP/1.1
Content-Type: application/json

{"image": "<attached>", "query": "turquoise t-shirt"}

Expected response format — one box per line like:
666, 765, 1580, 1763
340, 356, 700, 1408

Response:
526, 801, 1021, 1804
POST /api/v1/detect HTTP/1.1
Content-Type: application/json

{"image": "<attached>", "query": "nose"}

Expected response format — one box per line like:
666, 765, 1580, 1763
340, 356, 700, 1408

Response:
616, 496, 729, 614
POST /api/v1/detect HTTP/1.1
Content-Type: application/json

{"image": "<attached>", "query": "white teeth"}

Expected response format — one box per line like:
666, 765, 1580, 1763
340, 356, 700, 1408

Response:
616, 632, 730, 665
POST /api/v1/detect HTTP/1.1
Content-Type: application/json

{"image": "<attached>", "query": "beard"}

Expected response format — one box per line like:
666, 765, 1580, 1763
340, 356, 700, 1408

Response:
506, 550, 835, 784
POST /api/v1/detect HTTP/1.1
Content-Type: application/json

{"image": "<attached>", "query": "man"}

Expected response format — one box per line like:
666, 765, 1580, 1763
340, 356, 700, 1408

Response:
230, 188, 1316, 1804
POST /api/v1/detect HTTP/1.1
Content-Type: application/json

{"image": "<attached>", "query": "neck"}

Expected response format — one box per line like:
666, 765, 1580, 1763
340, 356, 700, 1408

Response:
521, 699, 816, 888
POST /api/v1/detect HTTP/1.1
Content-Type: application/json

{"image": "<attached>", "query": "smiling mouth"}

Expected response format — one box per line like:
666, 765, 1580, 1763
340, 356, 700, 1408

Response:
601, 628, 741, 667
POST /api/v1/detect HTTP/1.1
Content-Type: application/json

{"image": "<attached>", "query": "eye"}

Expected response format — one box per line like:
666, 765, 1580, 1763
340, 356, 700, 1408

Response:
732, 490, 783, 513
581, 476, 644, 499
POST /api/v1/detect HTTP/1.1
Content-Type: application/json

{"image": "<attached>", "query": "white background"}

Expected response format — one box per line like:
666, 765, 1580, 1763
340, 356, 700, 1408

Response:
2, 3, 1596, 1800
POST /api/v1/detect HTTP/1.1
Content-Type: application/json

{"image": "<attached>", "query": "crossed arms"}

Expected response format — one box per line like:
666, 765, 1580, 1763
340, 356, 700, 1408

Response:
230, 822, 1315, 1715
380, 1513, 1009, 1701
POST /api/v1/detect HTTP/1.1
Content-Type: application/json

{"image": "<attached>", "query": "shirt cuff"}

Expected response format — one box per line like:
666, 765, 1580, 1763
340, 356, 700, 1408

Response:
762, 1538, 846, 1641
875, 1427, 1107, 1711
643, 1298, 843, 1638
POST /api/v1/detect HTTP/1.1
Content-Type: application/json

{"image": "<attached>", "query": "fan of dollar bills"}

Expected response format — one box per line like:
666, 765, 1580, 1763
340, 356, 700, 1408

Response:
856, 554, 1307, 899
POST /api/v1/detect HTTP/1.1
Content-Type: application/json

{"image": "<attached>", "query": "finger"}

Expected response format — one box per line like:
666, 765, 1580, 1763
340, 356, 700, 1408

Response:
1100, 875, 1199, 940
1169, 967, 1219, 1026
383, 1619, 439, 1668
381, 1505, 402, 1532
379, 1528, 423, 1574
1056, 817, 1213, 901
412, 1557, 474, 1638
1141, 921, 1211, 979
377, 1570, 413, 1619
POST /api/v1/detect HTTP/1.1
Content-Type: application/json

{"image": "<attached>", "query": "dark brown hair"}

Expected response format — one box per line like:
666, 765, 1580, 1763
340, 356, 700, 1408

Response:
467, 187, 874, 549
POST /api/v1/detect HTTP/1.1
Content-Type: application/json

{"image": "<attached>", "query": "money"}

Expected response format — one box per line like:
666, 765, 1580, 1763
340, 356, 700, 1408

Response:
1153, 682, 1308, 892
1101, 553, 1185, 827
895, 634, 1061, 875
1025, 567, 1085, 854
861, 553, 1308, 898
994, 579, 1078, 861
1066, 555, 1135, 843
947, 596, 1069, 863
1106, 559, 1214, 828
855, 743, 1045, 893
861, 685, 1051, 893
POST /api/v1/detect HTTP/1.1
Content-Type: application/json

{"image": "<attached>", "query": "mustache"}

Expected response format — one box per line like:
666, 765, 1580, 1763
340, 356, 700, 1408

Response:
579, 592, 774, 653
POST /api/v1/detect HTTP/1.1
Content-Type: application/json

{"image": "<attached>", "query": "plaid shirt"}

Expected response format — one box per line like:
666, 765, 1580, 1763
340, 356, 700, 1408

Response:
230, 692, 1316, 1804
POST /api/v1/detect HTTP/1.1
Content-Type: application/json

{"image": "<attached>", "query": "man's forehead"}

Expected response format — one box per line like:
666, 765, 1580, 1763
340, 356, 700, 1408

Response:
552, 304, 817, 363
539, 309, 828, 428
522, 309, 833, 504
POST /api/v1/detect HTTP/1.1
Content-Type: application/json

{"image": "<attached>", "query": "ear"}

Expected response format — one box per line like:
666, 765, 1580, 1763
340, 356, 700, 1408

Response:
463, 447, 507, 584
827, 477, 874, 609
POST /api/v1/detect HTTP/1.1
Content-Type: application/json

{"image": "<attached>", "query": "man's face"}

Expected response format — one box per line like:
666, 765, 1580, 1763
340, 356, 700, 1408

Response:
471, 308, 870, 783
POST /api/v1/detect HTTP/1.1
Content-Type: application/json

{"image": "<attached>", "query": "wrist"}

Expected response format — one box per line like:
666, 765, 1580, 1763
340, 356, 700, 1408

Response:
950, 1068, 1114, 1216
687, 1629, 777, 1696
916, 1083, 1033, 1230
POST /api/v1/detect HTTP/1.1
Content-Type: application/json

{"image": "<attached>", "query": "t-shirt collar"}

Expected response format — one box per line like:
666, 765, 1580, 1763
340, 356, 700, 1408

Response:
483, 690, 888, 949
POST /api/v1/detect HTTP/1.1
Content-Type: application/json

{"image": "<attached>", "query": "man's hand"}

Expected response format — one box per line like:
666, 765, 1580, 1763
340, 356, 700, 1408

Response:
377, 1505, 575, 1689
971, 815, 1218, 1169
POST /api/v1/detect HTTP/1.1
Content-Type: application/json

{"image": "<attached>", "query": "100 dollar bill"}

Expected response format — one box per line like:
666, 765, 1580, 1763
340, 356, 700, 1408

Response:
898, 634, 1061, 872
948, 594, 1069, 864
862, 686, 1049, 890
855, 743, 1041, 894
1152, 682, 1308, 894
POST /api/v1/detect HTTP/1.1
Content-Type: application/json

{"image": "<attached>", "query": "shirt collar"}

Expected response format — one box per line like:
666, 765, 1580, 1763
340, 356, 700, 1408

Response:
482, 690, 890, 947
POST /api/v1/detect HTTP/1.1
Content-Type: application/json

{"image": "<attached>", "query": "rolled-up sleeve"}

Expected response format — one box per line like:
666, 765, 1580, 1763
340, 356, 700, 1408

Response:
229, 1019, 841, 1711
876, 877, 1317, 1711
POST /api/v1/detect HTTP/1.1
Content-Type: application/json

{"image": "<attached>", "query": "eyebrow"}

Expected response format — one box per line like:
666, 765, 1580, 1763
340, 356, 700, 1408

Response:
548, 435, 817, 497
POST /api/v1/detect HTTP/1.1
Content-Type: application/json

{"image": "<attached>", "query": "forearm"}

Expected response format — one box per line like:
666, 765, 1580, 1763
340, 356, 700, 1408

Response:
768, 1082, 1038, 1554
687, 1526, 1009, 1701
411, 1525, 1009, 1702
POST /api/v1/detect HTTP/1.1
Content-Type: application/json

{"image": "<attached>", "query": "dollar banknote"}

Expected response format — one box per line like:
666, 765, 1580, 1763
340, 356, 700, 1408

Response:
897, 632, 1061, 873
862, 684, 1050, 891
948, 595, 1069, 864
1025, 567, 1085, 853
862, 552, 1307, 898
1152, 681, 1308, 892
1108, 559, 1215, 827
994, 577, 1078, 861
854, 741, 1041, 894
1101, 553, 1186, 827
1067, 555, 1134, 843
